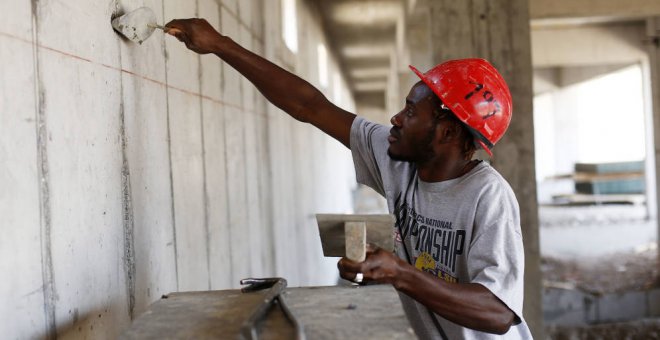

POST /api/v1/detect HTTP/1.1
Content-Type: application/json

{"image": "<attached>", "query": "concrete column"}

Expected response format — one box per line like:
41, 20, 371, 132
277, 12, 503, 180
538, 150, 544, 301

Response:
400, 5, 432, 102
647, 17, 660, 276
415, 0, 543, 337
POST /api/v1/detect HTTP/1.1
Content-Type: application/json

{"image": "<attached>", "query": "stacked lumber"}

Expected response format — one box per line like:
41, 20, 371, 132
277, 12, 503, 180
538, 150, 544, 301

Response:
573, 161, 645, 195
552, 161, 646, 205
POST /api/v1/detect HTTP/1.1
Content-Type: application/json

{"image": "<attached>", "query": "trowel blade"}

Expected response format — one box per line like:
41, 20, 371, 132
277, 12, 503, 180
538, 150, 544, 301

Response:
111, 7, 159, 44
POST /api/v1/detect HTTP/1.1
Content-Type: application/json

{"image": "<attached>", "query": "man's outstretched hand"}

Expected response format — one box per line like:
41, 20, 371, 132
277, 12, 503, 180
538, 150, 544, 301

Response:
164, 18, 223, 54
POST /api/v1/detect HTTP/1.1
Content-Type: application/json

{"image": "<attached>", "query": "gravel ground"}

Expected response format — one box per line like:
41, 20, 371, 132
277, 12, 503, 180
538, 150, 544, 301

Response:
541, 244, 659, 294
539, 204, 658, 294
546, 318, 660, 340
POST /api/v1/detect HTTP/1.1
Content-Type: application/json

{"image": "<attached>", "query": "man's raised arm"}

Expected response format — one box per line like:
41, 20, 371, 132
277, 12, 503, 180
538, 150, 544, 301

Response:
164, 18, 356, 147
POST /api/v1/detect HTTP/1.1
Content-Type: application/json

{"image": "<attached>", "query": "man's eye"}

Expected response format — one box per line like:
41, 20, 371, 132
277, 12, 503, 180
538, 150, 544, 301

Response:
406, 107, 414, 116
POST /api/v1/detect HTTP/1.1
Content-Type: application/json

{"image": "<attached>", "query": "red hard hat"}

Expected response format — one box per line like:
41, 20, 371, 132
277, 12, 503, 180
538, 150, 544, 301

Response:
409, 59, 512, 156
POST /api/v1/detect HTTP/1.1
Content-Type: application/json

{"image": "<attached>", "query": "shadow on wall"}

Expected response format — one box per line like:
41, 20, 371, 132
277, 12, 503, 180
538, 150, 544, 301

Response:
43, 307, 115, 339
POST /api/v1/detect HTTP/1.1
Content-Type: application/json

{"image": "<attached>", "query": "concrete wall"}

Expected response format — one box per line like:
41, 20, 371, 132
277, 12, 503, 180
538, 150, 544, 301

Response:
0, 0, 356, 338
544, 287, 660, 326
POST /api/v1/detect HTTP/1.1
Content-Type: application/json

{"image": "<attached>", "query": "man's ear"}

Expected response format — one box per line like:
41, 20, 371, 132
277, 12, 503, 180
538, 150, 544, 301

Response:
438, 121, 462, 144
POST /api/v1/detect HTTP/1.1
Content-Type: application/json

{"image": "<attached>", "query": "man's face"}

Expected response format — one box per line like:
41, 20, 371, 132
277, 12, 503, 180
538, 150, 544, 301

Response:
387, 82, 439, 162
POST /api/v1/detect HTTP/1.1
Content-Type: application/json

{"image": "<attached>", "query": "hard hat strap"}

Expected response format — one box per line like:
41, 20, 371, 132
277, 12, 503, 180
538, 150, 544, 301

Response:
465, 125, 493, 150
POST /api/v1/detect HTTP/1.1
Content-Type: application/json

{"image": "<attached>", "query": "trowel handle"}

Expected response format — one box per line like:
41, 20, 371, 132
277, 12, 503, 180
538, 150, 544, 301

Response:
147, 23, 165, 30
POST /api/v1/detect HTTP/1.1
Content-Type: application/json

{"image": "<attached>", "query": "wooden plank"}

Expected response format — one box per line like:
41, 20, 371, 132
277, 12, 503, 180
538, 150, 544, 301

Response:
344, 222, 366, 262
576, 179, 645, 195
552, 193, 646, 205
550, 172, 645, 182
121, 285, 415, 339
575, 161, 645, 174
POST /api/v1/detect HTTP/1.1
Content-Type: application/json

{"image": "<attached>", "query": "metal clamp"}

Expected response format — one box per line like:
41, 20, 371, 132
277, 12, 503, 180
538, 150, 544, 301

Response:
240, 277, 305, 340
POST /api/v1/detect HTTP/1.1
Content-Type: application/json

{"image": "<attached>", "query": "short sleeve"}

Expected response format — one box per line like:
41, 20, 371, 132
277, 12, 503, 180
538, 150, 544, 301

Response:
350, 116, 393, 196
467, 181, 525, 319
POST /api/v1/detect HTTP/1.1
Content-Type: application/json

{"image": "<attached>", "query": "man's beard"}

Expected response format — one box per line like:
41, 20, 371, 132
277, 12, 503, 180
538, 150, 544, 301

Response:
386, 148, 412, 162
386, 129, 436, 162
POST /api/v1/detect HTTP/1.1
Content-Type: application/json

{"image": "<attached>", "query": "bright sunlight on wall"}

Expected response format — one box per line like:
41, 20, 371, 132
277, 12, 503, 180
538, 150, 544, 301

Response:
317, 43, 328, 87
534, 64, 646, 180
282, 0, 298, 53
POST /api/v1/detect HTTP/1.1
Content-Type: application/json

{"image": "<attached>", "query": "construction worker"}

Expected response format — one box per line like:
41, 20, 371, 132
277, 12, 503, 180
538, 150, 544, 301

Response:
165, 18, 532, 339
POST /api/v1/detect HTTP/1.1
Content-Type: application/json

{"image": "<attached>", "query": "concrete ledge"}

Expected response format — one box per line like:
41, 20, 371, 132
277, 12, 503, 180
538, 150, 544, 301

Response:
544, 287, 660, 326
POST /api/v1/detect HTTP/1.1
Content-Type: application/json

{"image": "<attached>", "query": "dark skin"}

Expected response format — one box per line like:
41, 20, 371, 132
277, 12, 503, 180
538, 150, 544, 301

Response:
165, 18, 516, 335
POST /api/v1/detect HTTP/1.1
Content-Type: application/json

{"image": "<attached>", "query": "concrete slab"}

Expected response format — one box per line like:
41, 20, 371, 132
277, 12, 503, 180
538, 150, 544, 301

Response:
244, 109, 264, 277
164, 0, 199, 93
0, 26, 46, 340
38, 46, 130, 338
116, 0, 177, 318
239, 27, 255, 112
649, 289, 660, 317
238, 0, 253, 31
221, 0, 238, 17
290, 121, 313, 285
166, 89, 209, 291
122, 285, 415, 339
598, 290, 647, 323
0, 0, 32, 40
201, 99, 233, 289
237, 25, 264, 277
35, 0, 120, 66
255, 114, 275, 277
542, 288, 590, 325
285, 285, 415, 339
197, 0, 222, 100
120, 76, 178, 315
250, 0, 264, 39
223, 105, 251, 284
163, 0, 211, 292
221, 6, 242, 108
267, 113, 298, 283
198, 0, 233, 290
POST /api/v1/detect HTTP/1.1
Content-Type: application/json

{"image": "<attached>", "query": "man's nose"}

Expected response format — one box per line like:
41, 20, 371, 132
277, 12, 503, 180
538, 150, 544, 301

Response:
390, 113, 402, 126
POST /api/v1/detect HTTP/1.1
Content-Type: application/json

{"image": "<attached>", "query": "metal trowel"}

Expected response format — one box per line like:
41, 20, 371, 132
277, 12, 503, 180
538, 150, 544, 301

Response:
111, 7, 165, 44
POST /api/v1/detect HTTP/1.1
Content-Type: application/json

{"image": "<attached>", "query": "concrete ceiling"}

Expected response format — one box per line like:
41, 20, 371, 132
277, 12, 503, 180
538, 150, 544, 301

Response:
311, 0, 660, 111
312, 0, 405, 111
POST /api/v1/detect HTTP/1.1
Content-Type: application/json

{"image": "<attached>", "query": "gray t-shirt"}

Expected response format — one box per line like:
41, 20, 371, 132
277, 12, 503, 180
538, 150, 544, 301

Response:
350, 117, 533, 339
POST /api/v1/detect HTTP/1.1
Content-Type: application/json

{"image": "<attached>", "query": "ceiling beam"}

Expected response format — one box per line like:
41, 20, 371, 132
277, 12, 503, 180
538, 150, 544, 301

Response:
530, 0, 660, 21
532, 22, 647, 67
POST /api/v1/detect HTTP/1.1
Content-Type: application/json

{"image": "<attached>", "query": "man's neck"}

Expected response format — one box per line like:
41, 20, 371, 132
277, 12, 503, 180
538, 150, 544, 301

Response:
416, 157, 477, 183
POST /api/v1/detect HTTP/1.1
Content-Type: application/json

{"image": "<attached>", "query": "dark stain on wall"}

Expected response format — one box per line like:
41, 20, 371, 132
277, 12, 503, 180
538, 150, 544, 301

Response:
31, 0, 57, 338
